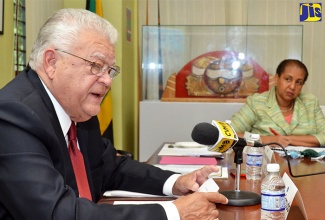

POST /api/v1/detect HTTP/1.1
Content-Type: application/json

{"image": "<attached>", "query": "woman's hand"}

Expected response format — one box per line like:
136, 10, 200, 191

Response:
261, 135, 290, 147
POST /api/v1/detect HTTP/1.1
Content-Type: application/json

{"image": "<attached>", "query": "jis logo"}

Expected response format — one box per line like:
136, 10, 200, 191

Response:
300, 3, 322, 22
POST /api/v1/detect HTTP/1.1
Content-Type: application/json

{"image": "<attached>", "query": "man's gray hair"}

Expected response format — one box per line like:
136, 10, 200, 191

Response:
29, 8, 118, 70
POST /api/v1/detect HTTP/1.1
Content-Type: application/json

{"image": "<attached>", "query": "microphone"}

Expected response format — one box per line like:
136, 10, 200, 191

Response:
191, 121, 263, 153
192, 120, 263, 206
192, 121, 325, 179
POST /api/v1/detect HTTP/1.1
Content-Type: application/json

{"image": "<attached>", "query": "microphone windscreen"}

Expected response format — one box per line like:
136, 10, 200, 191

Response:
191, 122, 219, 145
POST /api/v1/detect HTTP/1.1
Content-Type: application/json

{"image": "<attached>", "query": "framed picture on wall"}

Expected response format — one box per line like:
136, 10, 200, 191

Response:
0, 0, 3, 35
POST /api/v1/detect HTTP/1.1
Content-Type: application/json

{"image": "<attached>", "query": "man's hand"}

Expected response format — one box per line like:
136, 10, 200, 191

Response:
173, 192, 228, 220
172, 165, 219, 195
171, 165, 227, 219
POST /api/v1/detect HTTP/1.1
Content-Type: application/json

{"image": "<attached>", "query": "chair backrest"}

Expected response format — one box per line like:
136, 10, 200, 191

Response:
116, 150, 133, 160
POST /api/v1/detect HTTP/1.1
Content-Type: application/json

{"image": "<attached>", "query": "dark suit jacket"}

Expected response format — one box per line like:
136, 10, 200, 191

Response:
0, 67, 175, 220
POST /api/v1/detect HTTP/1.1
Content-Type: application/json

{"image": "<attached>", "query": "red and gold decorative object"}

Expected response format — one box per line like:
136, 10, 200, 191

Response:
174, 51, 269, 99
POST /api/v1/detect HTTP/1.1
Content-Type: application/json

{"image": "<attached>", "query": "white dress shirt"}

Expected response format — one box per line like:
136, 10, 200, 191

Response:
41, 79, 181, 220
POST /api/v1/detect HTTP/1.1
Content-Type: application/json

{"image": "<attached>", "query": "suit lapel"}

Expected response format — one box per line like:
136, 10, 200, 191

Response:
289, 97, 305, 131
265, 87, 292, 135
27, 68, 78, 194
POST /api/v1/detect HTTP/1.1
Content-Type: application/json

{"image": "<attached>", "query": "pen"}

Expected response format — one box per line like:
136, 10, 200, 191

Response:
269, 127, 280, 136
167, 144, 205, 148
198, 155, 224, 159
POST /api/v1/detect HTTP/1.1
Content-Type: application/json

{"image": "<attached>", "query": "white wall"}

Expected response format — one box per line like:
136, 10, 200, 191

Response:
26, 0, 64, 61
139, 101, 244, 161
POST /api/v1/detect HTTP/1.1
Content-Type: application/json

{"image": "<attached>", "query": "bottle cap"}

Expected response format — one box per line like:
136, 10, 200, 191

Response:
267, 163, 280, 172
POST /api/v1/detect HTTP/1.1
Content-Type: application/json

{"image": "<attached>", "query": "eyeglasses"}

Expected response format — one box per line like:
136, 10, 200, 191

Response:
54, 49, 120, 80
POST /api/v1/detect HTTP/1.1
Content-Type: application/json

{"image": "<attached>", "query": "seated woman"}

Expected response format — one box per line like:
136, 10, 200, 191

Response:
230, 59, 325, 147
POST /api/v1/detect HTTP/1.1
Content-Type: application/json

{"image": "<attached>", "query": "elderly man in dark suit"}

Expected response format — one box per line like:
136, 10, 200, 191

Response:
0, 8, 227, 220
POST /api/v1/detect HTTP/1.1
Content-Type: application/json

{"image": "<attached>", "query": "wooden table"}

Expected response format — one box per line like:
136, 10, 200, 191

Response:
101, 143, 325, 219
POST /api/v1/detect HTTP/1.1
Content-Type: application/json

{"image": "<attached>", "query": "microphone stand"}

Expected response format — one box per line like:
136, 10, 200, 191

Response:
219, 145, 261, 206
219, 141, 325, 206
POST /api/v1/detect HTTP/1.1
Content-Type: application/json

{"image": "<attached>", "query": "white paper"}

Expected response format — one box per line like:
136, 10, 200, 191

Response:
153, 164, 228, 179
103, 190, 172, 198
264, 145, 274, 162
114, 200, 174, 205
198, 178, 219, 192
112, 179, 220, 206
282, 172, 298, 220
286, 146, 325, 153
272, 146, 325, 153
173, 142, 206, 148
263, 145, 274, 176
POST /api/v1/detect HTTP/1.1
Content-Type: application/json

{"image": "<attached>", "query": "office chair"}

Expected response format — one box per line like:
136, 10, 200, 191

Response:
116, 150, 134, 160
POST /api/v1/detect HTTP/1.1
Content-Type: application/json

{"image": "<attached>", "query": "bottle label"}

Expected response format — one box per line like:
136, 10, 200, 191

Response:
246, 154, 263, 166
261, 191, 285, 211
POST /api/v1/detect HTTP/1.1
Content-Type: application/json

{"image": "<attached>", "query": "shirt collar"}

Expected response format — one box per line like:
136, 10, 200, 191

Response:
40, 79, 71, 137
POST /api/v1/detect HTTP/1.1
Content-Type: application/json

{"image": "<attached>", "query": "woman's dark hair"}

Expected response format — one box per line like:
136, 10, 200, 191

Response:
276, 59, 309, 82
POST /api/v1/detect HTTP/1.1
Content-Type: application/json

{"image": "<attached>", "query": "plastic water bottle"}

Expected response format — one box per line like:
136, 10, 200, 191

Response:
246, 134, 263, 180
261, 163, 286, 220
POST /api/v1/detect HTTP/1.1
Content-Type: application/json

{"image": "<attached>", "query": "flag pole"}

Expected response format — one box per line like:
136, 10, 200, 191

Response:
157, 0, 163, 99
143, 0, 149, 100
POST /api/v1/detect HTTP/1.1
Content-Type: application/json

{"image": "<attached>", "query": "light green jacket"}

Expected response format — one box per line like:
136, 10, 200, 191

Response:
230, 86, 325, 146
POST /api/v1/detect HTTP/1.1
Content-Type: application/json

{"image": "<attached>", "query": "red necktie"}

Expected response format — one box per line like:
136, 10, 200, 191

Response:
68, 122, 92, 200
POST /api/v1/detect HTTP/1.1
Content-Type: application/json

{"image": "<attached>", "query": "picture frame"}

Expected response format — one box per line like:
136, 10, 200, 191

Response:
0, 0, 3, 35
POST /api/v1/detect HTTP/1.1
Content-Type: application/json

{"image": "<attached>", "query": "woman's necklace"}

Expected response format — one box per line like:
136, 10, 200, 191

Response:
280, 102, 294, 113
